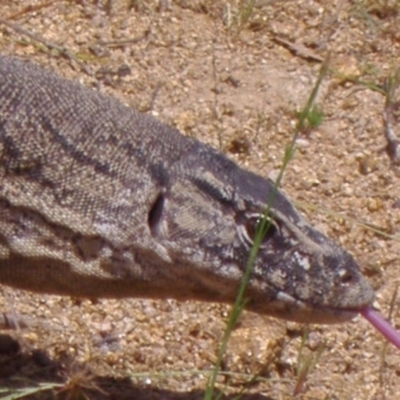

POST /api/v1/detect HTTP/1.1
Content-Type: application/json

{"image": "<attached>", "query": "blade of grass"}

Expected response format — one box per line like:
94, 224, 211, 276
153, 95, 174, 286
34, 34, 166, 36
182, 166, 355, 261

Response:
295, 199, 400, 241
0, 383, 62, 400
204, 55, 331, 399
293, 328, 326, 395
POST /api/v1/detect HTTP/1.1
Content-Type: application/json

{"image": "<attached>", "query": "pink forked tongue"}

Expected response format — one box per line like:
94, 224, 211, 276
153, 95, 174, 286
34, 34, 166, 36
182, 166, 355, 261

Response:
361, 307, 400, 350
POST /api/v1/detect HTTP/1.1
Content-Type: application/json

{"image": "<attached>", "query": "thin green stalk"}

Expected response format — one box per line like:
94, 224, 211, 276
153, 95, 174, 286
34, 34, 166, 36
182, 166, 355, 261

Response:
204, 54, 331, 399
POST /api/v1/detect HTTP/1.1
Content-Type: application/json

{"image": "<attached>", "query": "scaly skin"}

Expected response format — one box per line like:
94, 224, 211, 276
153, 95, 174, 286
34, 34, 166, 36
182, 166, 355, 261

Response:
0, 56, 374, 324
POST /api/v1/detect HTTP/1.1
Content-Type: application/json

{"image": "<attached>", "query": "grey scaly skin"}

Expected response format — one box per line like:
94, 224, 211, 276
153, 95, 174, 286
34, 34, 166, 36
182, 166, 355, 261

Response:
0, 56, 374, 324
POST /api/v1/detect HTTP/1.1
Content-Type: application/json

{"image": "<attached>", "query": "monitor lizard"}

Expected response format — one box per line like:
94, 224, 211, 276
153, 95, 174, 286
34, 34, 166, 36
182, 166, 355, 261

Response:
0, 55, 374, 324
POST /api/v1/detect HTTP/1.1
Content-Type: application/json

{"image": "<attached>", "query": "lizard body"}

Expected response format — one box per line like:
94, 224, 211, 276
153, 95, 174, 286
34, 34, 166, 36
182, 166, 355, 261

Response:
0, 56, 374, 324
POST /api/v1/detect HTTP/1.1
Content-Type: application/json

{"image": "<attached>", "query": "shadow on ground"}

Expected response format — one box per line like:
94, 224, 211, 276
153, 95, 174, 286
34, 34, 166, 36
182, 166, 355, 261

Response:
0, 334, 275, 400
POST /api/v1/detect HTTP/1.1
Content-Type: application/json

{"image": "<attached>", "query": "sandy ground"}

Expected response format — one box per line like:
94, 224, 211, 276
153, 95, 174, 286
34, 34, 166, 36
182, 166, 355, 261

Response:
1, 1, 400, 399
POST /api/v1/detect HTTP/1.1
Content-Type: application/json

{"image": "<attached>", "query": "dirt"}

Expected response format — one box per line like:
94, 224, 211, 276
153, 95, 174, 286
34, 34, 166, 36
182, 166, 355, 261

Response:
0, 1, 400, 399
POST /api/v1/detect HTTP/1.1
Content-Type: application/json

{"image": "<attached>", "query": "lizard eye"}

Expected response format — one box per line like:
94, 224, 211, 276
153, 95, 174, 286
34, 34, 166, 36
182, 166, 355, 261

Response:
245, 214, 278, 245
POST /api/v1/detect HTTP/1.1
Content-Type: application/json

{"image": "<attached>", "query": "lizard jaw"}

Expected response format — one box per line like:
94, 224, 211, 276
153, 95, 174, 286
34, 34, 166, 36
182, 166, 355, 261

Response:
256, 291, 367, 324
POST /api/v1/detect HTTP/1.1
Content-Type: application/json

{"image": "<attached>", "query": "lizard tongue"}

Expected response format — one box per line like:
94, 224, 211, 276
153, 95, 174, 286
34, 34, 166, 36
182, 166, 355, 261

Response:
361, 307, 400, 350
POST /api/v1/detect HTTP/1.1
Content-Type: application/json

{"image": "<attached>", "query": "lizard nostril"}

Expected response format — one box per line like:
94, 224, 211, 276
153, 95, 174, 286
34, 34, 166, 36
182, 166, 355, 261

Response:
338, 269, 355, 285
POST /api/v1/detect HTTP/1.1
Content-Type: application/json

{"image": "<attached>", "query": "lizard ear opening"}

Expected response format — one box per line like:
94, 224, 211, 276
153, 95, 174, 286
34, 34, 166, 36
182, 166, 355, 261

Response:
148, 193, 165, 235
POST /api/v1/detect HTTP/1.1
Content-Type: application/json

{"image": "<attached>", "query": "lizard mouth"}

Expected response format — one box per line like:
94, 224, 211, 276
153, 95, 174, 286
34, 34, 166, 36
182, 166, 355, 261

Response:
263, 291, 370, 324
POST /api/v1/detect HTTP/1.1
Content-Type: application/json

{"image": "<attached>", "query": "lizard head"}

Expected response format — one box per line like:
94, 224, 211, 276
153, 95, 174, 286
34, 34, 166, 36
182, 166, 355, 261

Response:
0, 56, 373, 325
147, 141, 374, 324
